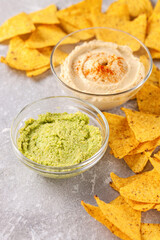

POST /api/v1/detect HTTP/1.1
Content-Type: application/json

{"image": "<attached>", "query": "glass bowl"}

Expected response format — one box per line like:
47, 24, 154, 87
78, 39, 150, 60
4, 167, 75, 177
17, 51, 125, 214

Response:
11, 96, 109, 179
50, 27, 152, 110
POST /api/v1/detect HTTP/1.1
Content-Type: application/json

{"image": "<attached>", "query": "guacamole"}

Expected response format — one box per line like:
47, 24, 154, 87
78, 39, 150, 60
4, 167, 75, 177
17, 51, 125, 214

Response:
18, 112, 102, 167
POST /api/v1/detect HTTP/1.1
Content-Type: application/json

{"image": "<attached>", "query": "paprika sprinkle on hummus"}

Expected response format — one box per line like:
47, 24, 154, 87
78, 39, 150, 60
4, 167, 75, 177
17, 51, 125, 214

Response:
60, 40, 145, 94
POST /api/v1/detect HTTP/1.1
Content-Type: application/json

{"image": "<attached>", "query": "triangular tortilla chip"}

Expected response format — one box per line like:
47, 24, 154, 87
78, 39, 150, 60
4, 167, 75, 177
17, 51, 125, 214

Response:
137, 83, 160, 115
122, 108, 160, 142
154, 0, 160, 14
0, 12, 35, 42
105, 1, 130, 20
128, 137, 160, 155
149, 156, 160, 175
141, 223, 160, 240
120, 169, 160, 203
123, 151, 151, 173
145, 13, 160, 52
81, 201, 131, 240
119, 0, 153, 17
1, 37, 49, 70
147, 63, 160, 86
91, 12, 147, 51
110, 172, 155, 211
25, 25, 79, 49
26, 65, 50, 77
103, 112, 139, 159
60, 20, 94, 40
95, 195, 141, 240
29, 4, 59, 24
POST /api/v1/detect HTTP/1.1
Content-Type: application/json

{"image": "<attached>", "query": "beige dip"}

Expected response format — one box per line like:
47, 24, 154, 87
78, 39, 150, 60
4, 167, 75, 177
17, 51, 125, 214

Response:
60, 40, 145, 94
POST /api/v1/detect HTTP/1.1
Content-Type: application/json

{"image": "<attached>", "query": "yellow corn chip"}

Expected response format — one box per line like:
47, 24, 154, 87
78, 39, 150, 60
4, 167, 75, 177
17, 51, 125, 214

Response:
123, 152, 150, 173
57, 1, 88, 17
29, 4, 59, 24
52, 49, 68, 67
128, 137, 160, 155
1, 37, 49, 70
120, 169, 160, 203
25, 25, 79, 49
95, 195, 141, 240
124, 198, 155, 212
145, 13, 160, 52
60, 20, 94, 40
110, 172, 155, 211
147, 63, 160, 86
91, 13, 147, 51
103, 112, 139, 159
106, 1, 130, 20
26, 65, 50, 77
81, 201, 131, 240
153, 0, 160, 14
122, 108, 160, 142
150, 48, 160, 59
149, 156, 160, 175
141, 223, 160, 240
0, 12, 35, 42
119, 0, 153, 17
154, 151, 160, 161
137, 83, 160, 114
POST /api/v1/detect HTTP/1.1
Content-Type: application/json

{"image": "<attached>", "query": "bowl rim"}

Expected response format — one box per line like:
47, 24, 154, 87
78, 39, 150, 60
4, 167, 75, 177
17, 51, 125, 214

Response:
50, 26, 153, 97
11, 96, 109, 171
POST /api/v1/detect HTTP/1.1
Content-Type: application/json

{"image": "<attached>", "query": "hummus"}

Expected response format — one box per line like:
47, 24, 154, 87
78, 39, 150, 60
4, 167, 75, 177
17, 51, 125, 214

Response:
18, 112, 102, 167
60, 40, 145, 94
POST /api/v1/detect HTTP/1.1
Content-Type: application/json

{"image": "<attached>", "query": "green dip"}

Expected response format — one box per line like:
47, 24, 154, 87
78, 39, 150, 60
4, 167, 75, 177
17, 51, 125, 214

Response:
18, 112, 102, 167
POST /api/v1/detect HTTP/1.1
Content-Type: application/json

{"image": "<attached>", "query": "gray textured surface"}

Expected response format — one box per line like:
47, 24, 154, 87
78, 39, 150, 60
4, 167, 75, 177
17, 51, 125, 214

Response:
0, 0, 160, 240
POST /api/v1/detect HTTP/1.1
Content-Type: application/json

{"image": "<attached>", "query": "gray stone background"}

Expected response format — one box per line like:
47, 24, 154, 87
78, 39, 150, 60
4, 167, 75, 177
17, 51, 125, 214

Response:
0, 0, 159, 239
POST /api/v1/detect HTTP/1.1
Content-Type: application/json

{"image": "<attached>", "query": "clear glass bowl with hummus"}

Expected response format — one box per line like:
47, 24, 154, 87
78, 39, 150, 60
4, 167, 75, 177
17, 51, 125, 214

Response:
11, 96, 109, 178
50, 27, 152, 110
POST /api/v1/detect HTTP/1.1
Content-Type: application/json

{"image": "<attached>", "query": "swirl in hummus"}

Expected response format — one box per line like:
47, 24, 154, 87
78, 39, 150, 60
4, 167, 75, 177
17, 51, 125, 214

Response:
60, 40, 145, 94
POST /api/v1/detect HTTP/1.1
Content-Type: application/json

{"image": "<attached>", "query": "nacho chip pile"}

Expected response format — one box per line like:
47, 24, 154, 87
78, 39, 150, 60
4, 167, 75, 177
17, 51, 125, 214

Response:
0, 0, 160, 78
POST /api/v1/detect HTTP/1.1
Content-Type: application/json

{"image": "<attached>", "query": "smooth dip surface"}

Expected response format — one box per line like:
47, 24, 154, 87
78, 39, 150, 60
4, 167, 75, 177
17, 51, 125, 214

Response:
18, 112, 102, 167
60, 40, 145, 94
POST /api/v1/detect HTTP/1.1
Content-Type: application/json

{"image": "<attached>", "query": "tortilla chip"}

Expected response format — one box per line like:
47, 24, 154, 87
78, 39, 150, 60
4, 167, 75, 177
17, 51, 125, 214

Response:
128, 137, 160, 155
141, 223, 160, 240
26, 65, 50, 77
106, 1, 130, 20
110, 172, 139, 191
103, 112, 139, 159
122, 108, 160, 142
154, 151, 160, 160
150, 48, 160, 59
81, 201, 131, 240
95, 195, 141, 240
153, 0, 160, 14
124, 198, 155, 212
57, 1, 88, 17
149, 156, 160, 175
145, 13, 160, 52
1, 37, 49, 70
25, 25, 79, 49
137, 83, 160, 115
120, 169, 160, 203
147, 63, 160, 86
91, 13, 147, 51
29, 4, 59, 24
123, 152, 150, 173
110, 172, 155, 211
60, 20, 94, 40
120, 0, 153, 17
0, 12, 35, 42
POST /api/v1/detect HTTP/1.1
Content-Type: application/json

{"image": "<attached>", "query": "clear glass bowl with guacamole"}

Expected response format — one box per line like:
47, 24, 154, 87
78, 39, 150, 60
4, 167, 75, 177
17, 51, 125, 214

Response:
11, 96, 109, 178
50, 27, 152, 110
